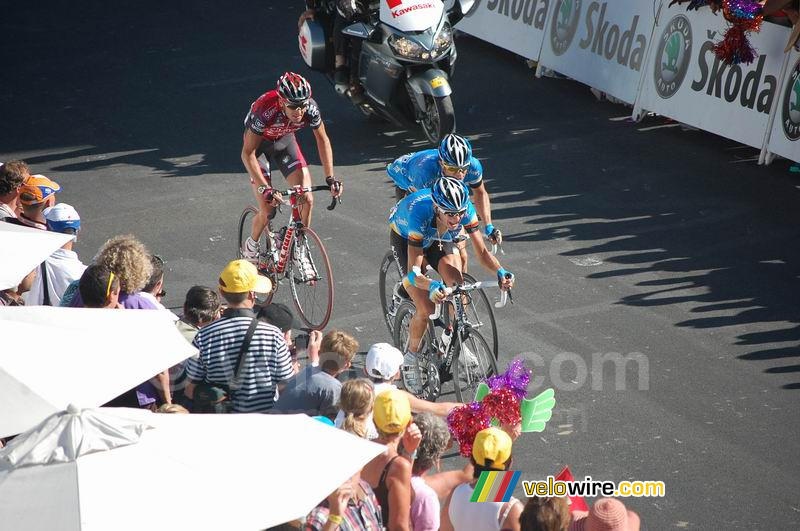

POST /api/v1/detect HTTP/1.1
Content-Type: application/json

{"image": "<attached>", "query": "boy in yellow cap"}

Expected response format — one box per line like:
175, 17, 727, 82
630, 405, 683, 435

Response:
441, 427, 523, 531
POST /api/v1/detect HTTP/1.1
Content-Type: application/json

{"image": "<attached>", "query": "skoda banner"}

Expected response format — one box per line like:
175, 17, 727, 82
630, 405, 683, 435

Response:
764, 48, 800, 163
457, 0, 552, 60
537, 0, 659, 104
637, 3, 791, 151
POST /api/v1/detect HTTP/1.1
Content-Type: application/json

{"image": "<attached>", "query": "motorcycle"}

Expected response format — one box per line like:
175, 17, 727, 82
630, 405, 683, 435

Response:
299, 0, 475, 144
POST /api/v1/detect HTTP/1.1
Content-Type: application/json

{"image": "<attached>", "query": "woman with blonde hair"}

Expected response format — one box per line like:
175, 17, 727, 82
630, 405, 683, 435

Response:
337, 378, 374, 438
69, 234, 157, 309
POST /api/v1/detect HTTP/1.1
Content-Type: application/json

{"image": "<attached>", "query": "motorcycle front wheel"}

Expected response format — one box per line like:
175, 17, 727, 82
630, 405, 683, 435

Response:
421, 95, 456, 144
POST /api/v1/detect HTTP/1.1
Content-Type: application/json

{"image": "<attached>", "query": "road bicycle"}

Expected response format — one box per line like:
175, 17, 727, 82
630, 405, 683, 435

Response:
378, 239, 504, 359
237, 185, 338, 330
392, 278, 510, 402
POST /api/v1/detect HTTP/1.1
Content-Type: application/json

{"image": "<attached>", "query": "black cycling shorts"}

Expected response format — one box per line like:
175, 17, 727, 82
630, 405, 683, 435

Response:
390, 229, 458, 278
253, 133, 307, 182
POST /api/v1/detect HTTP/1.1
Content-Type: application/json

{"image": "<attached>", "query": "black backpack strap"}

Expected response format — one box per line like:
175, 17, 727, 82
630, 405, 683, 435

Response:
40, 262, 52, 306
231, 317, 259, 389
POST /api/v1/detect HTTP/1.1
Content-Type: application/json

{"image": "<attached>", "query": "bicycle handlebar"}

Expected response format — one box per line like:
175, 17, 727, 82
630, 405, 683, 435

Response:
428, 280, 512, 321
263, 185, 340, 211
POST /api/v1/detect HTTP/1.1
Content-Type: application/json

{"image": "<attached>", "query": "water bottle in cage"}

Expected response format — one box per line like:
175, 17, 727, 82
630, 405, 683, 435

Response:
440, 326, 453, 353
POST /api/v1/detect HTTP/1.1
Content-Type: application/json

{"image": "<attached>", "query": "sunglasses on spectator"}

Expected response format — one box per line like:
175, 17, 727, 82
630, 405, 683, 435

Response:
441, 162, 469, 173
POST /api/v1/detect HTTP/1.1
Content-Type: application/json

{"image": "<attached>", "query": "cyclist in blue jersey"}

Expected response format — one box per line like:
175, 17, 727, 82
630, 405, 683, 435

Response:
387, 134, 502, 246
388, 176, 514, 396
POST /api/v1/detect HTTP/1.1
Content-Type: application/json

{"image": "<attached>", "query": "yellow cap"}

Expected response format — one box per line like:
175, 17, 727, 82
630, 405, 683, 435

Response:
373, 389, 411, 434
20, 174, 61, 205
218, 260, 272, 294
472, 427, 512, 470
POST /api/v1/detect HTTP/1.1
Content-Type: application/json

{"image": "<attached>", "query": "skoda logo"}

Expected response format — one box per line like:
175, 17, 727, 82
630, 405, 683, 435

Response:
550, 0, 582, 56
781, 56, 800, 141
653, 15, 692, 99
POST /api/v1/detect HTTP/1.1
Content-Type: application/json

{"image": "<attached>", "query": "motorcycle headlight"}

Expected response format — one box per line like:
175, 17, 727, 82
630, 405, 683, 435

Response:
433, 22, 453, 58
388, 34, 429, 60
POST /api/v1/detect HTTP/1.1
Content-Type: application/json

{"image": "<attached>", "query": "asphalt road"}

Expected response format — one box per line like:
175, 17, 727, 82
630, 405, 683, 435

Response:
3, 1, 799, 529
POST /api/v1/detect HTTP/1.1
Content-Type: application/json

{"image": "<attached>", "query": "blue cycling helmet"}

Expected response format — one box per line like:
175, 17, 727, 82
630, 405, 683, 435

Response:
43, 203, 81, 234
438, 134, 472, 168
431, 176, 469, 212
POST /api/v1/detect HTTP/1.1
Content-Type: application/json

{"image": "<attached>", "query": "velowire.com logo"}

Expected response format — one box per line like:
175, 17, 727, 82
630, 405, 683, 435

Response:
550, 0, 582, 56
781, 56, 800, 141
653, 14, 692, 99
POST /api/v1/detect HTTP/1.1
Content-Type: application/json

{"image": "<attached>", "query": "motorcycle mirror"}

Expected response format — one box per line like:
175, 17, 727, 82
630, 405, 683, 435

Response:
342, 22, 376, 40
448, 0, 476, 26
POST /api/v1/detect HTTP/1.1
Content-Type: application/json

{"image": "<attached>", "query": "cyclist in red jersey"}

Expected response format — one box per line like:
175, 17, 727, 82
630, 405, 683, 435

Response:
240, 72, 343, 261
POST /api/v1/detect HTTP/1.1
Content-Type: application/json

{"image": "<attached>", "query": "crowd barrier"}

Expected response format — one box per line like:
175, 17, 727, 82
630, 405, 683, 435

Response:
459, 0, 800, 164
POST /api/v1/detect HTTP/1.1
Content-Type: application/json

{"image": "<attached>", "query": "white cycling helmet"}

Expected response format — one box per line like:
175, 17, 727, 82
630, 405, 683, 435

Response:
431, 176, 469, 212
438, 134, 472, 168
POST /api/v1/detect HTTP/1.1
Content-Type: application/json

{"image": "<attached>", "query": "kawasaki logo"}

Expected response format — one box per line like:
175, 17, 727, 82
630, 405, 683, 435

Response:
782, 56, 800, 141
653, 14, 692, 99
550, 0, 582, 56
390, 0, 434, 18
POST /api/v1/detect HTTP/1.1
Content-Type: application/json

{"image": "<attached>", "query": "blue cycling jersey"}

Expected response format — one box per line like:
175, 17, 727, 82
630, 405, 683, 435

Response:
389, 189, 480, 248
386, 149, 483, 192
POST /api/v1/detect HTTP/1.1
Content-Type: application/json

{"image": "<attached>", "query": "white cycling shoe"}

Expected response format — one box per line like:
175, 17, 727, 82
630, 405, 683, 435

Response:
401, 351, 424, 396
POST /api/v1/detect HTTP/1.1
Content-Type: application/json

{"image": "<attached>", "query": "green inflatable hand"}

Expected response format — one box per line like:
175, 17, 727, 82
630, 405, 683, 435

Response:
520, 388, 556, 433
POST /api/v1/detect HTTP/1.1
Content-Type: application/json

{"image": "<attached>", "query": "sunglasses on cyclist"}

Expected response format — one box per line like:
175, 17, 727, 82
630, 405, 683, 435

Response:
439, 209, 466, 218
284, 101, 308, 111
441, 162, 469, 174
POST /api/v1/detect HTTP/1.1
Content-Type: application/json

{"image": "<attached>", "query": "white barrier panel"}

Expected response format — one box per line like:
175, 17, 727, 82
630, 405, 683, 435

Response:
457, 0, 551, 59
637, 3, 790, 150
537, 0, 658, 104
765, 49, 800, 163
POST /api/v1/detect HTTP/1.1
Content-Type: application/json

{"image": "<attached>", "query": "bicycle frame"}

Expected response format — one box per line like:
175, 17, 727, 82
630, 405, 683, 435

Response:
274, 192, 305, 275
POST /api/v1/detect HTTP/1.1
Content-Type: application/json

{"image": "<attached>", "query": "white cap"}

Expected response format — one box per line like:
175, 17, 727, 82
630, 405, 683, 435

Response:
365, 343, 404, 380
43, 203, 81, 232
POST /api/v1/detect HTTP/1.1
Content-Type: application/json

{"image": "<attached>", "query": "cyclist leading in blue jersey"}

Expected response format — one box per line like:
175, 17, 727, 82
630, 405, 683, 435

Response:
388, 177, 514, 396
387, 134, 502, 246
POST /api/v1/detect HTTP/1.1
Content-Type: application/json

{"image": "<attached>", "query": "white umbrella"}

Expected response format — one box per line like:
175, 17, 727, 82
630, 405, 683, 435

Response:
0, 406, 386, 531
0, 221, 74, 290
0, 306, 197, 438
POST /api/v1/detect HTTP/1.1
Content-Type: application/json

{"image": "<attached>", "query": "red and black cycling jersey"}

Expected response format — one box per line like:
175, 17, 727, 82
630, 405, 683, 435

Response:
244, 89, 322, 141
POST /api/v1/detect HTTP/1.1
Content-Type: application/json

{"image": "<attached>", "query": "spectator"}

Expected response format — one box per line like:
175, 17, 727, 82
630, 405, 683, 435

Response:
361, 389, 420, 531
334, 343, 461, 439
70, 234, 156, 309
568, 498, 640, 531
304, 470, 383, 531
0, 160, 29, 220
338, 378, 374, 438
17, 174, 60, 230
272, 329, 358, 419
156, 404, 189, 414
258, 302, 315, 369
78, 264, 121, 309
441, 427, 523, 531
172, 285, 222, 403
184, 259, 294, 413
520, 497, 570, 531
25, 203, 87, 306
410, 413, 451, 531
140, 254, 178, 319
0, 269, 37, 306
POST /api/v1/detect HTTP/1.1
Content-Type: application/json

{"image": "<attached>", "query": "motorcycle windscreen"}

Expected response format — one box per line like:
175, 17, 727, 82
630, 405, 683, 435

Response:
380, 0, 444, 33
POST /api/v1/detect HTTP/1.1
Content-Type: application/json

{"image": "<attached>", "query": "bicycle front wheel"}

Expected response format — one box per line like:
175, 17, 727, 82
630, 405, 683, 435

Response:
238, 205, 276, 304
462, 272, 499, 359
453, 330, 498, 403
288, 227, 334, 330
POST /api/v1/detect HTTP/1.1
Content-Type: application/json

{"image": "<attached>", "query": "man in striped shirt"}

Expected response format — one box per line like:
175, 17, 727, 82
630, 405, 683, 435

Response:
185, 260, 295, 413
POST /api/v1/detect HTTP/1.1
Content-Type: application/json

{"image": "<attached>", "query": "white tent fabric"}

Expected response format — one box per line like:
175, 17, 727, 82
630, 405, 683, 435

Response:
0, 221, 74, 290
0, 306, 197, 438
0, 407, 386, 531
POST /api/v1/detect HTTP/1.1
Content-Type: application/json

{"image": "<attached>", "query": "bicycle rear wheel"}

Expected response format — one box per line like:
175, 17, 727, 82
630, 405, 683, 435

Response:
238, 206, 276, 304
379, 251, 405, 337
392, 300, 439, 400
288, 227, 334, 330
453, 330, 497, 403
462, 272, 499, 359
